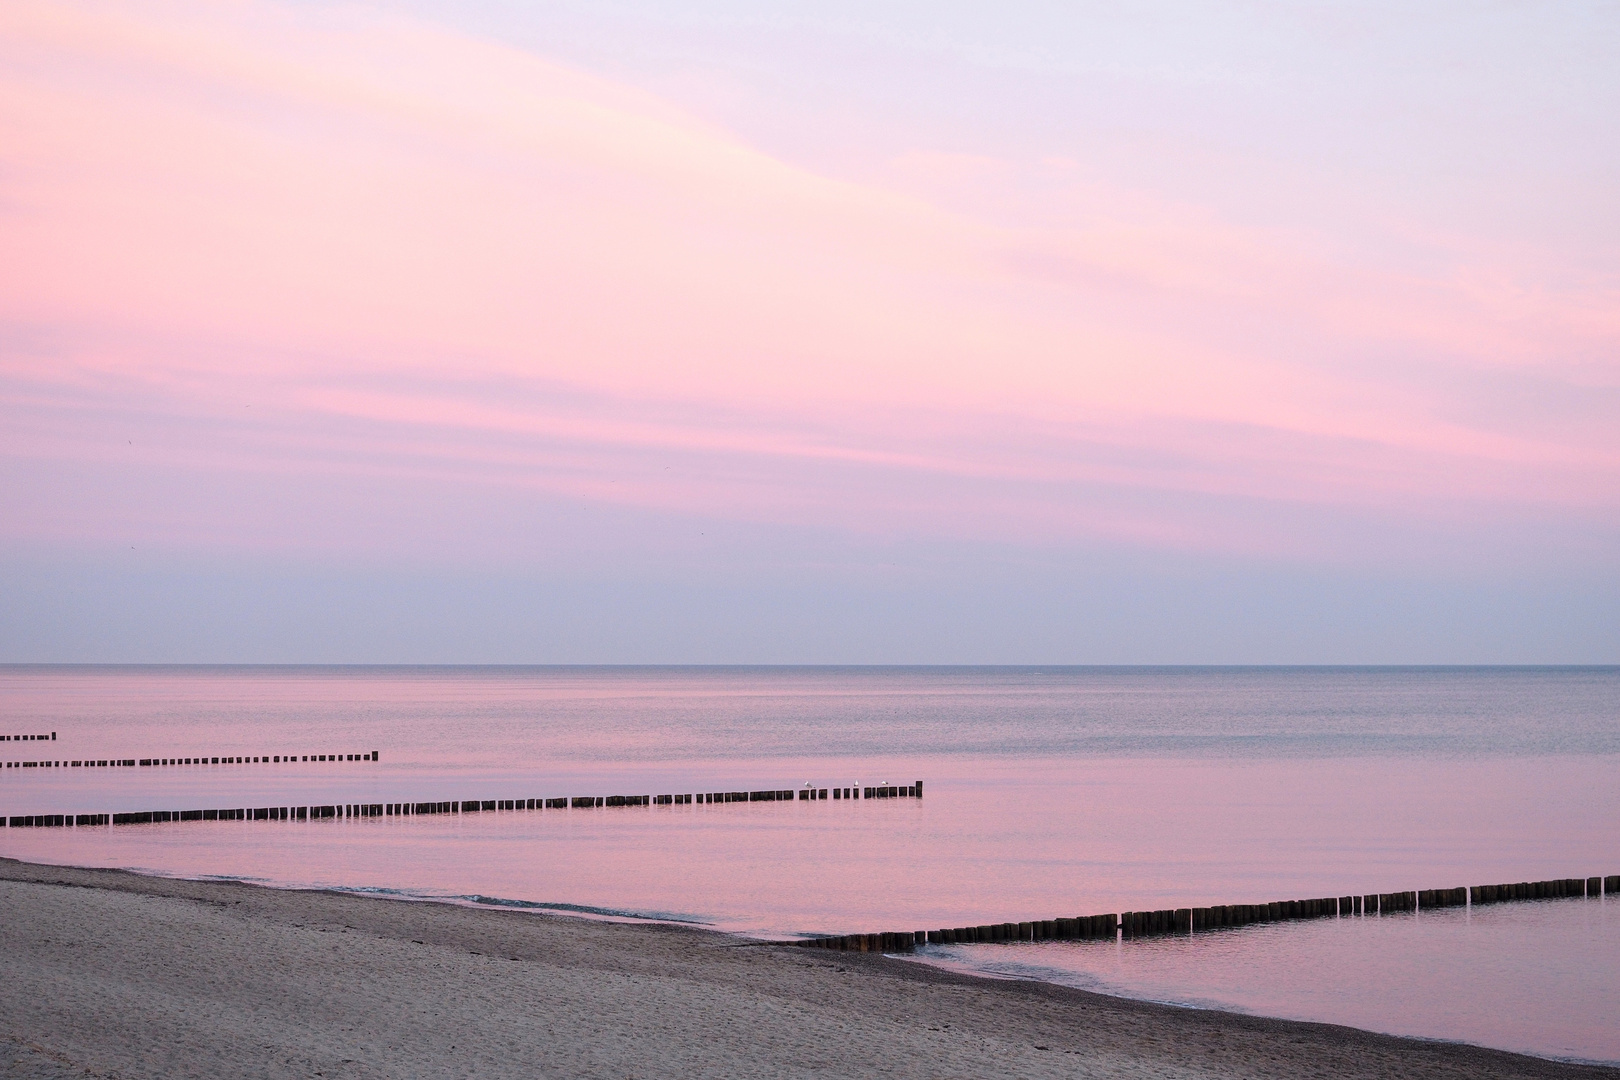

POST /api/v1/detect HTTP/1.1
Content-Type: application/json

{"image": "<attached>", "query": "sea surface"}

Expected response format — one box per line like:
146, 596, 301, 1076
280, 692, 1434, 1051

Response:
2, 665, 1617, 1062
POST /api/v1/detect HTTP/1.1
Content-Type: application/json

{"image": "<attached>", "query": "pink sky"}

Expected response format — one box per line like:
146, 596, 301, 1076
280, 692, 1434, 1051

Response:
1, 0, 1616, 659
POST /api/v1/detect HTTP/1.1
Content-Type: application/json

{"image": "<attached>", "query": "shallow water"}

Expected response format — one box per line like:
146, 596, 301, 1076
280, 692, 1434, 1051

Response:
911, 897, 1620, 1065
2, 665, 1617, 1060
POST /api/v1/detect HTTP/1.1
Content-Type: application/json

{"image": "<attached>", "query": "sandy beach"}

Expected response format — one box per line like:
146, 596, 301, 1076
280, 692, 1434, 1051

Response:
1, 858, 1614, 1079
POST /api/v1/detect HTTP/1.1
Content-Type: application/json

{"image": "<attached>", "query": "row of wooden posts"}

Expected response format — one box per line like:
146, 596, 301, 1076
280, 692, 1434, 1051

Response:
3, 782, 922, 827
795, 875, 1620, 953
4, 752, 380, 771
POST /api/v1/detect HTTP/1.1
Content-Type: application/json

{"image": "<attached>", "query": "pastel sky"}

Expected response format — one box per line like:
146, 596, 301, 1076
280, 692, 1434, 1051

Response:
2, 0, 1616, 662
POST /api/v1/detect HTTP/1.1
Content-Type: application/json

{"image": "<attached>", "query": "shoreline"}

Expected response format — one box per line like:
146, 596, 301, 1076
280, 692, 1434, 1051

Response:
3, 858, 1617, 1079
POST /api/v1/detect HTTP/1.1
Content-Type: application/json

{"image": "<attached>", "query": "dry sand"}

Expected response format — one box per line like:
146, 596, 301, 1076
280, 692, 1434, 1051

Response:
2, 857, 1614, 1080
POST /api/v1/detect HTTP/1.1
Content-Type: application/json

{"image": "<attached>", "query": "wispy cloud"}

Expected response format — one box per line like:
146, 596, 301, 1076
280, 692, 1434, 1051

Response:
1, 0, 1615, 574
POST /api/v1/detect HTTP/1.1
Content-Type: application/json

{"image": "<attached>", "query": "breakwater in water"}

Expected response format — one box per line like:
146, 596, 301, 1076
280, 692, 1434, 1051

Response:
4, 751, 380, 770
3, 780, 922, 827
796, 874, 1620, 953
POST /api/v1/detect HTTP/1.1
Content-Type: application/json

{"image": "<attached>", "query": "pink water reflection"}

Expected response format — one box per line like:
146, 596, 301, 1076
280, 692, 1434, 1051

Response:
913, 898, 1620, 1064
5, 755, 1614, 935
2, 666, 1617, 1061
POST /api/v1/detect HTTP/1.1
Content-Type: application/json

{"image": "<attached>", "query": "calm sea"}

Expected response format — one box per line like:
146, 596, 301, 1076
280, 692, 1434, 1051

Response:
2, 666, 1617, 1062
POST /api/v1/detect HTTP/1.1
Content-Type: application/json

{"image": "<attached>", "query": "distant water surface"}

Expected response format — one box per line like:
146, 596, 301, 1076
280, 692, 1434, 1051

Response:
1, 665, 1616, 1061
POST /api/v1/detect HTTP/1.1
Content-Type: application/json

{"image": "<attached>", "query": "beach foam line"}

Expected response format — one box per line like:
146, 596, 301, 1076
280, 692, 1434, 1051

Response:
314, 883, 711, 924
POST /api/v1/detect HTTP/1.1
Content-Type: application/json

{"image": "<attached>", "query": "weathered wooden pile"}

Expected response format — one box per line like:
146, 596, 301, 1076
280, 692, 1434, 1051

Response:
1471, 878, 1596, 903
795, 875, 1620, 953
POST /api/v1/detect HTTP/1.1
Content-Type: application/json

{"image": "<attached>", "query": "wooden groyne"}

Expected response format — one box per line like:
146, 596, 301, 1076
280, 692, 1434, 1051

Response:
2, 781, 922, 828
795, 874, 1620, 953
2, 732, 55, 742
4, 751, 380, 770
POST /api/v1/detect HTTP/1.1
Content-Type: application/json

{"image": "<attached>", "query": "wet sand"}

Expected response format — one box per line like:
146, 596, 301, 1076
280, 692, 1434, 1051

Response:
2, 857, 1614, 1080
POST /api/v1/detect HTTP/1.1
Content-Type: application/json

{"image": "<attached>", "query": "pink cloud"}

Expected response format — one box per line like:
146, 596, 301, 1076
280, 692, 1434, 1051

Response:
0, 0, 1615, 567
